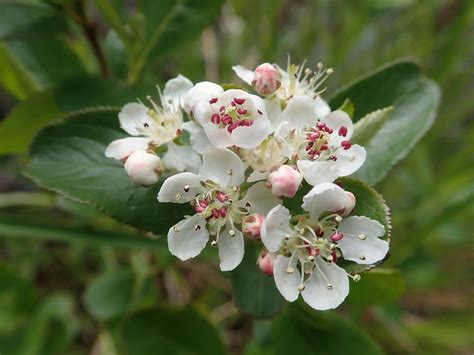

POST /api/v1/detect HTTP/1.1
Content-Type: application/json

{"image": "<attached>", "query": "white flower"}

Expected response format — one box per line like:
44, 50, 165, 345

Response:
260, 182, 388, 310
157, 148, 280, 271
275, 96, 366, 186
192, 88, 272, 149
124, 150, 162, 186
233, 59, 333, 104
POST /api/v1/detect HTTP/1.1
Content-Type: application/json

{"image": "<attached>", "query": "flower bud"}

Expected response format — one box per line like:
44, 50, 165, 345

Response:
341, 191, 356, 216
267, 165, 302, 198
124, 150, 162, 186
252, 63, 281, 96
242, 214, 265, 239
257, 250, 276, 276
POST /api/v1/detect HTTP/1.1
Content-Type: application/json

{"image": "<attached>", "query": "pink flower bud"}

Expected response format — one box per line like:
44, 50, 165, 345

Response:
342, 191, 356, 216
242, 214, 265, 239
251, 63, 281, 96
124, 150, 162, 186
257, 250, 276, 276
267, 165, 302, 198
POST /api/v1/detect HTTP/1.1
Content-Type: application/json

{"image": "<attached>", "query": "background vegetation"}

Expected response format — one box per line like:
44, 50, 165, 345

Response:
0, 0, 472, 354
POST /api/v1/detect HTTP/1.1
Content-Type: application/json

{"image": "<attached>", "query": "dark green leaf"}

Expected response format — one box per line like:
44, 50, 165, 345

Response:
118, 307, 226, 355
272, 305, 384, 355
0, 2, 67, 41
351, 107, 394, 146
84, 269, 135, 321
329, 60, 440, 185
346, 269, 405, 306
231, 243, 285, 318
24, 110, 191, 234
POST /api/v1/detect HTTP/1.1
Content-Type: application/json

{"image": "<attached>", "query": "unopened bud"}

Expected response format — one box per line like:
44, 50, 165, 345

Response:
242, 214, 265, 239
267, 165, 303, 198
124, 150, 162, 186
257, 250, 276, 276
342, 191, 356, 216
251, 63, 281, 96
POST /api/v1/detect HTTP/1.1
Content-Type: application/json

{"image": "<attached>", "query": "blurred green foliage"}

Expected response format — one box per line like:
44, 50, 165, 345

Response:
0, 0, 472, 354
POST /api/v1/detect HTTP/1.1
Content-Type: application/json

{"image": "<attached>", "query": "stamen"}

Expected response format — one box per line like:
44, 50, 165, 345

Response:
173, 226, 181, 232
358, 234, 366, 240
234, 97, 245, 105
209, 97, 218, 104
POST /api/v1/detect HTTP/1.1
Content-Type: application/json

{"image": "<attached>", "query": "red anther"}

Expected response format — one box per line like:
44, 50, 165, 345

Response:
220, 207, 227, 218
315, 226, 323, 237
314, 248, 321, 256
341, 140, 352, 150
212, 208, 220, 218
199, 200, 208, 207
325, 127, 333, 134
216, 191, 228, 202
331, 251, 338, 262
195, 206, 205, 213
211, 113, 221, 124
234, 97, 246, 105
330, 232, 344, 241
257, 109, 263, 115
305, 145, 313, 152
219, 106, 226, 113
231, 101, 237, 107
309, 132, 321, 140
338, 126, 348, 137
320, 144, 329, 151
237, 108, 248, 115
329, 155, 338, 161
244, 120, 253, 126
317, 122, 326, 129
209, 97, 218, 104
222, 115, 232, 125
228, 123, 239, 133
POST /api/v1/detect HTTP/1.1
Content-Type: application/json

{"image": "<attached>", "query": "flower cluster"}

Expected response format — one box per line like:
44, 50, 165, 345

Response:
105, 59, 389, 310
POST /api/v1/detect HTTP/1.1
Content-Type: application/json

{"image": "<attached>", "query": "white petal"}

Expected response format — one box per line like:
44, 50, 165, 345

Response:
183, 81, 223, 116
162, 74, 193, 110
167, 215, 209, 261
261, 205, 292, 252
331, 144, 366, 177
118, 103, 155, 136
301, 259, 349, 310
302, 183, 349, 220
265, 98, 283, 132
281, 96, 316, 131
297, 159, 340, 185
231, 118, 272, 149
238, 181, 280, 215
322, 110, 354, 140
105, 137, 151, 160
202, 123, 234, 148
337, 216, 388, 265
124, 150, 161, 186
162, 142, 201, 173
200, 148, 245, 187
247, 170, 270, 183
273, 255, 300, 302
314, 96, 331, 120
157, 172, 204, 203
232, 64, 254, 85
182, 121, 212, 154
218, 226, 244, 271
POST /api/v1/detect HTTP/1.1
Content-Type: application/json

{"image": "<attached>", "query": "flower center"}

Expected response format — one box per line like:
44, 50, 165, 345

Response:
208, 96, 260, 133
299, 122, 352, 161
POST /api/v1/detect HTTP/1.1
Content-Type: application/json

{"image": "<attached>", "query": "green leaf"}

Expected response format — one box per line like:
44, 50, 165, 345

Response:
346, 269, 405, 307
0, 1, 67, 41
338, 178, 391, 274
0, 89, 62, 154
351, 107, 394, 146
24, 110, 191, 234
84, 269, 135, 321
271, 305, 384, 355
0, 77, 151, 155
337, 98, 355, 118
329, 60, 441, 185
231, 243, 285, 318
117, 307, 226, 355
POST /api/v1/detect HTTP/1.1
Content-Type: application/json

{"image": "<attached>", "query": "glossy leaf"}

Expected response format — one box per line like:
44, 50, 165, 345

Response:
330, 60, 440, 185
231, 243, 285, 318
271, 305, 384, 355
117, 307, 226, 355
24, 110, 191, 234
